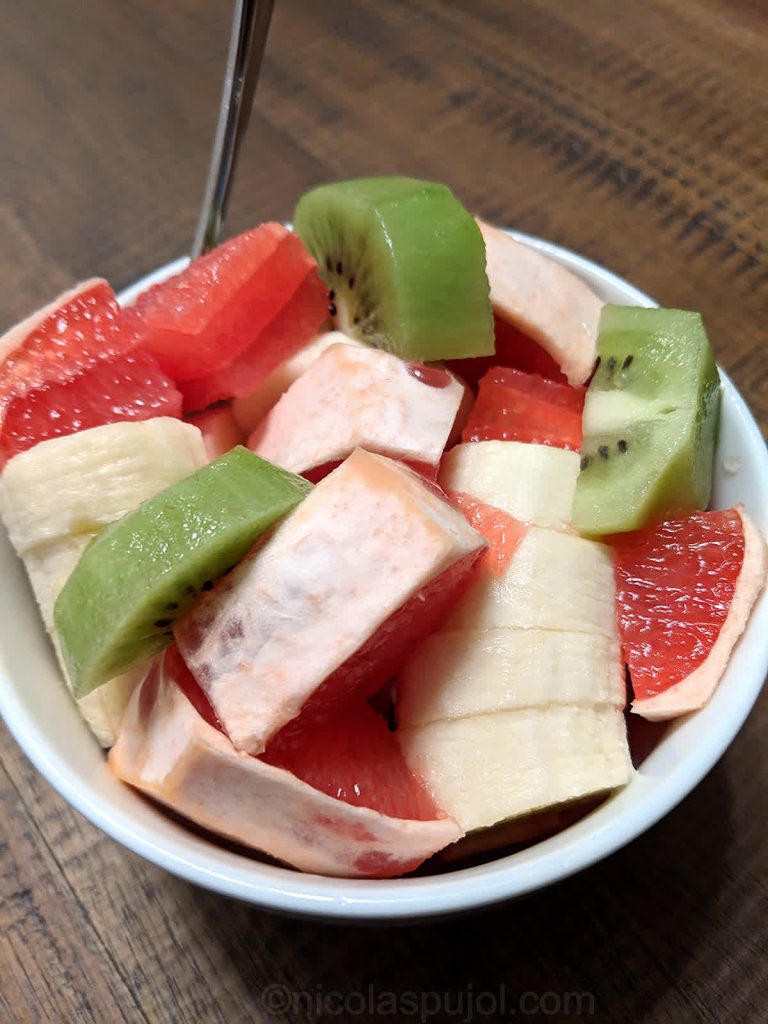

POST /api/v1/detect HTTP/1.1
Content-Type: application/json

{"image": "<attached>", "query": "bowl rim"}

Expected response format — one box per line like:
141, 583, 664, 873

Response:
2, 231, 766, 921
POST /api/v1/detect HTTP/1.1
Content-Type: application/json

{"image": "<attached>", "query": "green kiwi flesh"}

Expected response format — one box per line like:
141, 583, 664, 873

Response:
572, 306, 721, 536
54, 447, 311, 696
293, 177, 494, 361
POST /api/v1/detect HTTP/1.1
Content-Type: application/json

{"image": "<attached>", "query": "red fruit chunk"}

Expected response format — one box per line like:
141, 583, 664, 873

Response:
0, 279, 130, 421
447, 316, 567, 390
180, 268, 328, 411
263, 700, 440, 821
290, 546, 485, 731
130, 224, 324, 384
462, 366, 585, 450
445, 490, 527, 575
613, 510, 745, 700
0, 350, 181, 467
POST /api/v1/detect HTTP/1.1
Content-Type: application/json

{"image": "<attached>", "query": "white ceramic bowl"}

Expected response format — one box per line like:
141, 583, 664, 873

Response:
2, 233, 766, 921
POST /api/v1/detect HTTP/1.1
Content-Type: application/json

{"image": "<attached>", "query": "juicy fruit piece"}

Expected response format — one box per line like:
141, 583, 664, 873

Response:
447, 316, 568, 390
180, 267, 328, 411
129, 223, 324, 383
462, 366, 585, 450
0, 280, 135, 431
573, 306, 722, 536
249, 342, 467, 478
54, 447, 311, 696
614, 507, 767, 720
399, 707, 631, 832
262, 699, 439, 821
440, 441, 580, 530
477, 220, 603, 386
294, 177, 494, 361
0, 350, 182, 467
175, 449, 486, 754
399, 628, 625, 728
232, 330, 362, 434
186, 405, 243, 460
110, 649, 460, 878
445, 492, 527, 575
0, 418, 208, 745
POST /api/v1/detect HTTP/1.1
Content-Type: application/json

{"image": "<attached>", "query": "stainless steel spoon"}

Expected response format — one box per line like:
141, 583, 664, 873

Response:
192, 0, 276, 258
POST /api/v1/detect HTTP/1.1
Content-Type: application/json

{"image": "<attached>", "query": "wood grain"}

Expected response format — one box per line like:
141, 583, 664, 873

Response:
1, 1, 766, 1021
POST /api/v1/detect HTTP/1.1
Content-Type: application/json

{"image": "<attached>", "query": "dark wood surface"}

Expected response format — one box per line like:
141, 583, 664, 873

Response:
1, 2, 766, 1021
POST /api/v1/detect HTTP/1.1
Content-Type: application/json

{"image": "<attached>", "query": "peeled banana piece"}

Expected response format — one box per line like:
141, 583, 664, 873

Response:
0, 418, 208, 746
399, 707, 632, 833
439, 440, 579, 530
442, 525, 616, 637
398, 628, 626, 729
397, 438, 632, 834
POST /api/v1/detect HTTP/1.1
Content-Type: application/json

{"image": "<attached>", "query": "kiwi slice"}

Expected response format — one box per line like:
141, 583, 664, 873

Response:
293, 177, 494, 361
572, 306, 721, 536
54, 447, 311, 697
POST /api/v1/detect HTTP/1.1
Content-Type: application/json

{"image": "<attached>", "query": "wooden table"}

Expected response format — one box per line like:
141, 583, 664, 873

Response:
1, 2, 766, 1021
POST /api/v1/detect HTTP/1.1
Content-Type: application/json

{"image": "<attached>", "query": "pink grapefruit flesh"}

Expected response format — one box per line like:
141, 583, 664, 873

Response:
613, 507, 767, 720
112, 648, 460, 878
462, 366, 585, 450
0, 350, 182, 467
445, 490, 527, 576
262, 699, 440, 822
180, 268, 328, 411
0, 280, 130, 420
129, 224, 324, 386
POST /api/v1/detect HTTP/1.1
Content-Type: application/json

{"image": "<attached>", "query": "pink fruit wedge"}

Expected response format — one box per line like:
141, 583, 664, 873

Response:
614, 507, 767, 720
180, 267, 328, 411
0, 279, 129, 420
461, 366, 585, 451
110, 648, 460, 878
249, 343, 466, 481
174, 449, 486, 754
1, 351, 182, 467
129, 223, 325, 387
477, 219, 602, 386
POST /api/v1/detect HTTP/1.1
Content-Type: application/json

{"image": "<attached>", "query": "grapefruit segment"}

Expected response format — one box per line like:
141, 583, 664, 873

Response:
180, 268, 328, 411
0, 280, 131, 420
110, 649, 460, 878
174, 449, 486, 754
614, 507, 767, 720
263, 699, 440, 821
447, 316, 568, 390
462, 366, 585, 450
129, 224, 325, 385
444, 490, 527, 576
0, 351, 182, 467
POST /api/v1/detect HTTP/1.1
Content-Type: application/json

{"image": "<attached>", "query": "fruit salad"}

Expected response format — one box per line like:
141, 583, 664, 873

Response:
1, 177, 765, 878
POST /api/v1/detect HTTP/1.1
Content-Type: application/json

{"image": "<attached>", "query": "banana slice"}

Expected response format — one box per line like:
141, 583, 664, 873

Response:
0, 418, 206, 553
443, 525, 616, 637
398, 628, 626, 729
439, 440, 579, 530
0, 418, 208, 746
399, 706, 632, 832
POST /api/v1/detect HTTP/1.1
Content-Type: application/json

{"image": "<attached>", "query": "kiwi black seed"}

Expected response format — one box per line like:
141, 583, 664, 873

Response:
617, 439, 628, 453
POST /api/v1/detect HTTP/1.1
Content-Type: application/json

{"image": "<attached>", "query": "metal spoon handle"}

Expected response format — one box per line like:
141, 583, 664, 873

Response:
192, 0, 275, 258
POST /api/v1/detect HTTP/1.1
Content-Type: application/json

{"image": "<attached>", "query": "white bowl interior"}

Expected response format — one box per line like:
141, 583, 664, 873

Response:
1, 234, 766, 920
